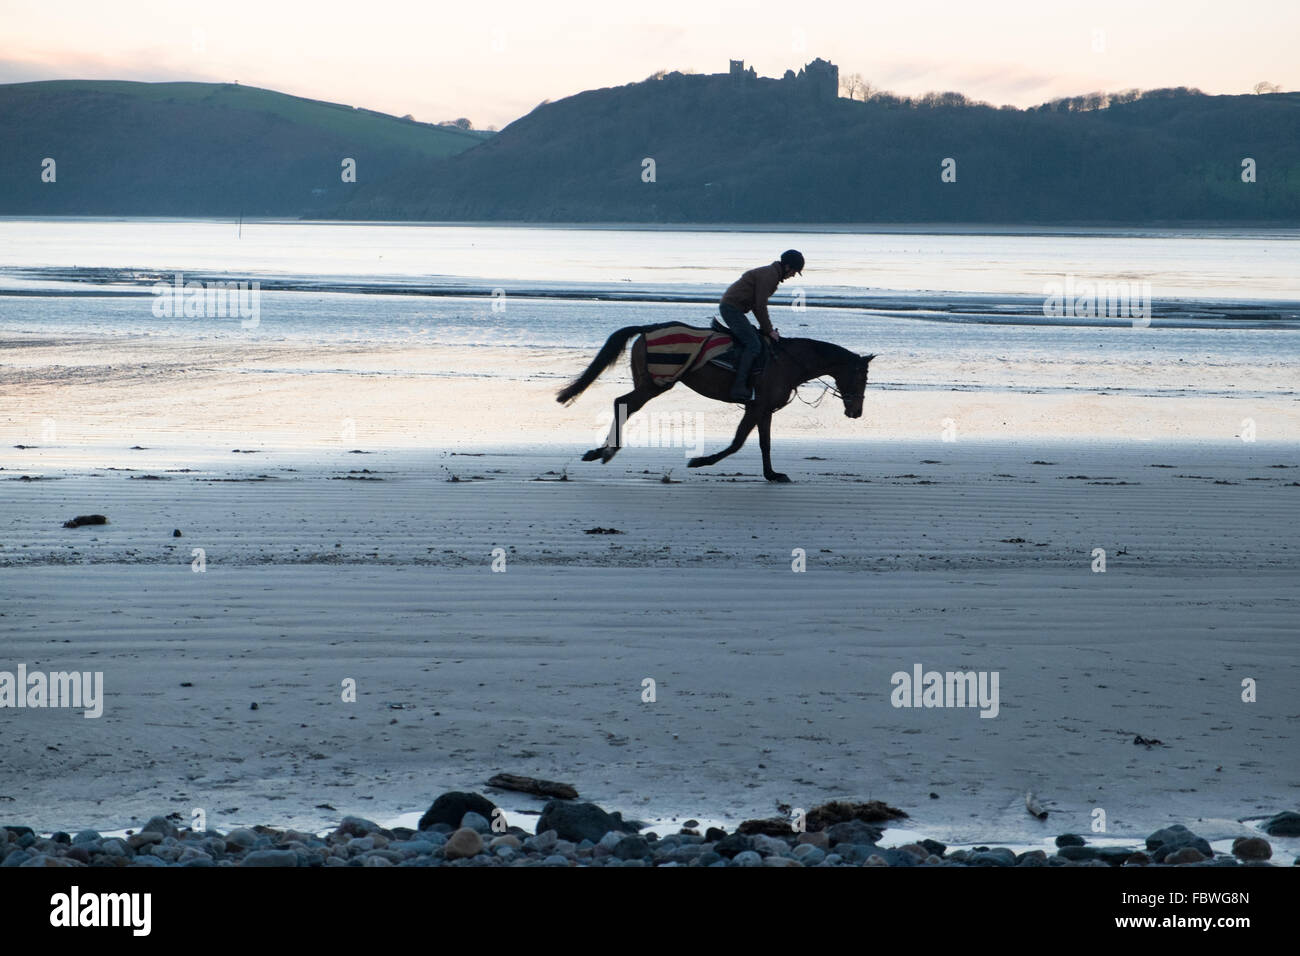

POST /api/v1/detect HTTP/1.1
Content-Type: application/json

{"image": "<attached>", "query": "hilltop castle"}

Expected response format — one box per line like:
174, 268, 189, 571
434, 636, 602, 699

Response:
726, 58, 839, 100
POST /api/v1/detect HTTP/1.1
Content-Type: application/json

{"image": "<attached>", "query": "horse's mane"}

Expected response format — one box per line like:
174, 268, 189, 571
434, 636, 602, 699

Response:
778, 337, 860, 364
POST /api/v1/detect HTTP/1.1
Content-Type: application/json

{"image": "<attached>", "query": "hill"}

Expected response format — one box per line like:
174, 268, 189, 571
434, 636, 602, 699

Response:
0, 80, 487, 216
335, 70, 1300, 224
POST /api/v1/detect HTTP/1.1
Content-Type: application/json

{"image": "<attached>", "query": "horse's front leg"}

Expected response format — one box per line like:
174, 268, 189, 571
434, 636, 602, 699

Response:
688, 407, 758, 469
757, 410, 790, 483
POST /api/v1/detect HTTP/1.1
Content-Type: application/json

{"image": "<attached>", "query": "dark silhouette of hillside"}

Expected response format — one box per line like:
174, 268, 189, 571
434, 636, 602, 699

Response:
0, 80, 487, 216
336, 68, 1300, 224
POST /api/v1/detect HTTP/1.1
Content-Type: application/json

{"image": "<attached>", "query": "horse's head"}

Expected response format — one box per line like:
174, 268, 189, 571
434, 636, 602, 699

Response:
834, 353, 876, 419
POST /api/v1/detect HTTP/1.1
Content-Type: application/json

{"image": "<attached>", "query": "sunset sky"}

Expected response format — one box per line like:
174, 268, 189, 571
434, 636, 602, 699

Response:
2, 0, 1295, 129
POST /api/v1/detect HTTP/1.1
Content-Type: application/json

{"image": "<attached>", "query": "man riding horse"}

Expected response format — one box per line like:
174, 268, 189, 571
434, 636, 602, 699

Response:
719, 250, 805, 401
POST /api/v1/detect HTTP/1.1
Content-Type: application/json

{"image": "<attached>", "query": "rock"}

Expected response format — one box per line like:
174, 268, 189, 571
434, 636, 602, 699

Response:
1016, 850, 1049, 866
20, 854, 77, 867
363, 855, 393, 866
714, 833, 755, 859
1, 849, 32, 867
419, 792, 498, 831
542, 854, 569, 867
896, 843, 929, 861
1055, 834, 1086, 847
705, 827, 727, 842
1124, 852, 1151, 866
1231, 837, 1271, 861
337, 815, 382, 837
100, 839, 128, 857
1147, 824, 1212, 861
460, 812, 492, 834
1261, 811, 1300, 837
613, 836, 651, 861
764, 856, 804, 866
535, 800, 638, 845
751, 834, 793, 857
489, 835, 522, 850
797, 831, 830, 850
793, 845, 825, 865
864, 854, 890, 866
732, 850, 763, 867
1164, 847, 1207, 865
1098, 847, 1140, 866
920, 838, 947, 857
141, 815, 179, 839
66, 846, 92, 865
443, 828, 484, 860
969, 848, 1016, 867
524, 829, 558, 853
597, 831, 625, 850
239, 849, 299, 867
224, 828, 257, 848
71, 830, 101, 846
63, 514, 108, 528
825, 820, 883, 847
126, 831, 163, 850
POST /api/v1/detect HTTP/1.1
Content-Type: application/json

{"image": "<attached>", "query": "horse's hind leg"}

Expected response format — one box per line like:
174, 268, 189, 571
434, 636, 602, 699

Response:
583, 385, 664, 463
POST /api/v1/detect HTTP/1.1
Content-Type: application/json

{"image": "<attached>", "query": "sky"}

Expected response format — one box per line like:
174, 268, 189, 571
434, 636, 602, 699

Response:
1, 0, 1295, 129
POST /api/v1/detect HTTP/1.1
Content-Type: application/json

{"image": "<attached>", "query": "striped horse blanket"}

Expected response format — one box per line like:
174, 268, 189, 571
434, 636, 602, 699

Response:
643, 323, 734, 386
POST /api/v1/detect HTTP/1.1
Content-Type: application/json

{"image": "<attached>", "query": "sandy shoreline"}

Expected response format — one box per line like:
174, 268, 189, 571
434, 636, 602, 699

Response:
2, 440, 1297, 854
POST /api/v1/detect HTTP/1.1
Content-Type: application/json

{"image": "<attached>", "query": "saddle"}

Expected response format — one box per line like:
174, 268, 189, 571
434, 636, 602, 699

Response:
707, 318, 772, 377
642, 320, 771, 387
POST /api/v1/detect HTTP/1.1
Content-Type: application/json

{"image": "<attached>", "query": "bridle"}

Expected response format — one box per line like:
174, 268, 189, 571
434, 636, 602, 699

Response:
772, 339, 863, 408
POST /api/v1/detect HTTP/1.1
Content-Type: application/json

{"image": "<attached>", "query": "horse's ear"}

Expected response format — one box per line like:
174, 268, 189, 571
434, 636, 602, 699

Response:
863, 353, 877, 363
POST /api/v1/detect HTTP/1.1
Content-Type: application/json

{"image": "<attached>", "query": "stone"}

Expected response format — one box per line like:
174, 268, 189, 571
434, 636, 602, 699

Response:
613, 836, 651, 861
141, 815, 179, 839
797, 831, 830, 850
525, 829, 559, 853
126, 831, 163, 850
443, 828, 484, 860
72, 830, 102, 845
418, 792, 498, 831
1231, 837, 1271, 861
825, 820, 883, 847
792, 845, 825, 865
1055, 834, 1086, 847
224, 828, 257, 848
705, 827, 727, 842
460, 811, 492, 834
1261, 811, 1300, 837
1146, 825, 1212, 862
239, 849, 299, 867
535, 800, 638, 845
489, 835, 522, 850
337, 815, 382, 837
1124, 852, 1151, 866
1164, 847, 1207, 865
751, 834, 793, 857
732, 850, 763, 867
763, 856, 803, 866
969, 848, 1016, 866
920, 838, 947, 857
714, 833, 755, 859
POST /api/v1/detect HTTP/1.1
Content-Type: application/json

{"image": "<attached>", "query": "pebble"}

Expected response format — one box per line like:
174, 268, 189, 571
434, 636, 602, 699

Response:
0, 801, 1278, 867
443, 827, 484, 860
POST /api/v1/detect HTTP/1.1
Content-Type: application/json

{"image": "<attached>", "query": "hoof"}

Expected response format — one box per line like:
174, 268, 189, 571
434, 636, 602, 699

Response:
581, 449, 604, 462
765, 472, 792, 483
687, 457, 708, 469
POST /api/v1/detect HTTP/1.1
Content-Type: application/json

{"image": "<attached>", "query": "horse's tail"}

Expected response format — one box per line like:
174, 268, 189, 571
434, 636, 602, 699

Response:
555, 325, 648, 405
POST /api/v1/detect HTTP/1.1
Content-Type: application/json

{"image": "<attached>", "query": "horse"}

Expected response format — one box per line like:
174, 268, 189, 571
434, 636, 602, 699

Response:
556, 321, 875, 482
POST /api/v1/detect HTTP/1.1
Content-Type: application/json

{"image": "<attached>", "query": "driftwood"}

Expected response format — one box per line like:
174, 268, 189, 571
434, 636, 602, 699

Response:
486, 773, 579, 800
1025, 791, 1049, 820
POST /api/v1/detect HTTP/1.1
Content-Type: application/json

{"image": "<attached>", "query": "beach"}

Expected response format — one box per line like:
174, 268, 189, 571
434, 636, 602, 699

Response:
2, 221, 1298, 861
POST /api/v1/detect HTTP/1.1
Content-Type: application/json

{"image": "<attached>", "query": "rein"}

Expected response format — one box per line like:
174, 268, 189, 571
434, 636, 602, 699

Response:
771, 339, 845, 406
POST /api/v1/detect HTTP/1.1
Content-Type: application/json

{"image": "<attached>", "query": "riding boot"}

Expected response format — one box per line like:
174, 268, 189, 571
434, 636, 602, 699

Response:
730, 351, 756, 402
